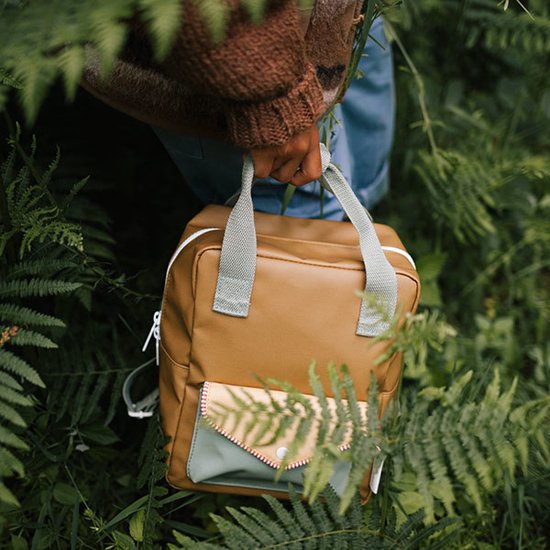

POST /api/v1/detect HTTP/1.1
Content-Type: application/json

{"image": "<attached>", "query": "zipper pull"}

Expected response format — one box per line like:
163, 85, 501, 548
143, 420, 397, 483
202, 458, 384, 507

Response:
155, 332, 160, 366
142, 311, 161, 359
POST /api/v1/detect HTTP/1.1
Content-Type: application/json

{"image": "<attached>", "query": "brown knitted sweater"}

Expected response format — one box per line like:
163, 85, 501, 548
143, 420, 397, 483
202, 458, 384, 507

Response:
82, 0, 363, 148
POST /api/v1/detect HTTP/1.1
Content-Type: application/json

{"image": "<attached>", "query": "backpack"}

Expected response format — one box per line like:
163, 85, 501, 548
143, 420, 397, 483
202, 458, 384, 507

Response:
125, 145, 420, 501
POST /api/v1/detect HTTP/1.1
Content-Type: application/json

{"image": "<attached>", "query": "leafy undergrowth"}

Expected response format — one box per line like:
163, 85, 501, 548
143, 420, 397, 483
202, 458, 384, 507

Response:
1, 0, 549, 548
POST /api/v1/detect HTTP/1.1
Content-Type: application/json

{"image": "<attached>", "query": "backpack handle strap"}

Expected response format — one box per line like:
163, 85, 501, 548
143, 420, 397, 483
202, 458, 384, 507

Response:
212, 143, 397, 337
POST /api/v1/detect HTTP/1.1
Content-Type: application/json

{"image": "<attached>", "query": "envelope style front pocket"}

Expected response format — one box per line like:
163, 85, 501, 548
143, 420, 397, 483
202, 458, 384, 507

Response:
186, 382, 367, 495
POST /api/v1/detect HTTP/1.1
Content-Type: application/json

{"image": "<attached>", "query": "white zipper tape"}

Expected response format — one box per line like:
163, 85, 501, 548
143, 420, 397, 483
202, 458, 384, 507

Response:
381, 246, 416, 270
164, 227, 222, 286
142, 228, 222, 358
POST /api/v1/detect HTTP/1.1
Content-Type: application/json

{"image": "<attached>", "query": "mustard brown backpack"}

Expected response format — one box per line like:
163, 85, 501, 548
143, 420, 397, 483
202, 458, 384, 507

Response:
124, 145, 420, 502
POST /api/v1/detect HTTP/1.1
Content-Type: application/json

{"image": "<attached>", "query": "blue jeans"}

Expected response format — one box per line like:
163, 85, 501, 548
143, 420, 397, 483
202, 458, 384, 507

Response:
154, 17, 394, 220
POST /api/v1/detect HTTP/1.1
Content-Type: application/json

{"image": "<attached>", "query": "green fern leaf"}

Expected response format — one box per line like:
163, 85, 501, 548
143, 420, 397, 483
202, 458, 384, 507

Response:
240, 0, 267, 23
211, 514, 259, 549
0, 481, 19, 507
288, 496, 323, 550
57, 45, 86, 101
192, 0, 230, 43
59, 176, 89, 212
46, 345, 125, 426
0, 400, 26, 427
0, 425, 29, 451
0, 303, 65, 327
208, 486, 461, 549
0, 385, 33, 407
0, 278, 81, 298
226, 507, 281, 547
0, 67, 22, 89
6, 259, 77, 279
138, 0, 182, 60
416, 149, 499, 243
423, 421, 455, 515
264, 492, 311, 541
18, 221, 84, 256
0, 348, 45, 387
88, 6, 131, 75
0, 446, 24, 477
308, 498, 333, 549
0, 372, 23, 391
240, 505, 290, 545
5, 328, 57, 349
14, 56, 57, 124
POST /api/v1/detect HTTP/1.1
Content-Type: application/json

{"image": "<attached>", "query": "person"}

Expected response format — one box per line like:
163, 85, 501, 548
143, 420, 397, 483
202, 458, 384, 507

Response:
82, 0, 394, 220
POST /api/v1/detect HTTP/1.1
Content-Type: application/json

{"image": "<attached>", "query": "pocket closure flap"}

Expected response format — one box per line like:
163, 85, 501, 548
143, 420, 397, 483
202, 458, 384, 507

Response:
200, 381, 368, 470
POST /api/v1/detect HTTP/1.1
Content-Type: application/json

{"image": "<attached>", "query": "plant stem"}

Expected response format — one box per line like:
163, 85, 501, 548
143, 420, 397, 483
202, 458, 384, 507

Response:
0, 111, 16, 265
386, 20, 439, 158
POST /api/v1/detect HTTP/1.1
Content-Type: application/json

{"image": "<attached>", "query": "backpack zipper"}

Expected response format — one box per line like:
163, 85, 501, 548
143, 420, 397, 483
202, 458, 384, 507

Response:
142, 227, 222, 364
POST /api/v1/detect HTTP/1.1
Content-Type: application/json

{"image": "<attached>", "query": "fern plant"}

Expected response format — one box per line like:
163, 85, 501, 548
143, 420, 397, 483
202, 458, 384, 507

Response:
169, 488, 461, 550
1, 127, 84, 258
0, 140, 85, 507
1, 0, 549, 547
0, 0, 318, 125
464, 0, 550, 53
209, 350, 549, 525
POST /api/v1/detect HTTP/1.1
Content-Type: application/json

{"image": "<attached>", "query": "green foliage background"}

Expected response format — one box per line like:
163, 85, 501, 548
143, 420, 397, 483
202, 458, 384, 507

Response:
0, 0, 549, 548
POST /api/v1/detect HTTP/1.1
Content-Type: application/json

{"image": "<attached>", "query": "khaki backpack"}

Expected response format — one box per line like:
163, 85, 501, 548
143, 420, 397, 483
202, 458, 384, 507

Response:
130, 145, 420, 501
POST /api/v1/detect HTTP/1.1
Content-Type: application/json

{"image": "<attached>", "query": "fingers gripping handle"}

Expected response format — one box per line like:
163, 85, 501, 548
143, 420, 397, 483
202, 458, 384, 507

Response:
212, 144, 398, 336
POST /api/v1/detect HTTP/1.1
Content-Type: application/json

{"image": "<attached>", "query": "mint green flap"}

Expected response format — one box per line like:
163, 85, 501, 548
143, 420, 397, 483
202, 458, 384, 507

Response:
187, 405, 351, 495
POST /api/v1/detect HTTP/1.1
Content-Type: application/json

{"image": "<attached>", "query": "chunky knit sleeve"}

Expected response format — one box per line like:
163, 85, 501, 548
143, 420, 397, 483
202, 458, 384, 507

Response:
160, 0, 324, 148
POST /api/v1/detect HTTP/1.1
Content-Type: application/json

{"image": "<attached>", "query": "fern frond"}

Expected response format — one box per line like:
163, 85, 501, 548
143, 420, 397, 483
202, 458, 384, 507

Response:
415, 149, 501, 243
0, 481, 19, 507
374, 310, 457, 384
18, 220, 84, 256
3, 327, 56, 349
0, 278, 81, 298
89, 9, 130, 76
244, 504, 291, 544
226, 507, 282, 547
6, 259, 77, 279
0, 303, 65, 327
0, 400, 26, 427
213, 356, 548, 527
138, 0, 182, 60
0, 446, 24, 477
0, 385, 33, 407
0, 425, 28, 451
466, 2, 550, 53
205, 489, 461, 549
57, 46, 87, 102
46, 344, 126, 426
13, 56, 58, 124
192, 0, 230, 43
393, 369, 550, 522
1, 131, 85, 255
0, 67, 22, 89
0, 371, 23, 391
264, 493, 307, 541
240, 0, 268, 23
0, 348, 45, 387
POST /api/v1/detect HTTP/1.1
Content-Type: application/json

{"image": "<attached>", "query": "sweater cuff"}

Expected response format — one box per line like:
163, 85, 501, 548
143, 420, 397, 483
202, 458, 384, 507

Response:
225, 64, 324, 149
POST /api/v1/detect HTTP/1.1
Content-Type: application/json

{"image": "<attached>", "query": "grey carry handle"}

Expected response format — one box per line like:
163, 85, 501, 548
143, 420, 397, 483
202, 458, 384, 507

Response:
212, 144, 398, 336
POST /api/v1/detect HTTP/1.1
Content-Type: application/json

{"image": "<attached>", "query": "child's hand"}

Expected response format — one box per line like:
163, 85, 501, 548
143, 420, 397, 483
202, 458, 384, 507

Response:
250, 124, 322, 186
